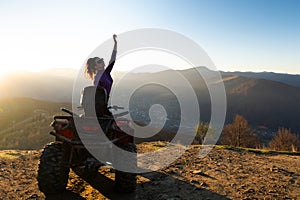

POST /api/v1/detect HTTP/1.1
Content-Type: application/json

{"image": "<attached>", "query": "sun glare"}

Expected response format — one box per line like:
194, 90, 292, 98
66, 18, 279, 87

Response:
0, 68, 14, 83
0, 70, 7, 80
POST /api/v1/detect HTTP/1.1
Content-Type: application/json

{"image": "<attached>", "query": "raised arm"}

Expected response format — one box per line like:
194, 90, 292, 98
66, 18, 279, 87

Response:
109, 34, 117, 65
106, 34, 117, 73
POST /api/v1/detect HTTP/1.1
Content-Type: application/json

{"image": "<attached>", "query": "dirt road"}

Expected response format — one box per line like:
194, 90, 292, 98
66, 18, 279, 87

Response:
0, 143, 299, 199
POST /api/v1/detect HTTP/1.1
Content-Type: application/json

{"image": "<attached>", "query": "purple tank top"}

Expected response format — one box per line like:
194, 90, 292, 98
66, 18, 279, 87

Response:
93, 61, 115, 96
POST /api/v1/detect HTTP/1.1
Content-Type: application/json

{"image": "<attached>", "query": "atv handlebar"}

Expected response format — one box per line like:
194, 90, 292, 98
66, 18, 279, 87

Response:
54, 115, 73, 120
113, 111, 129, 118
55, 107, 128, 120
108, 105, 124, 111
61, 108, 79, 117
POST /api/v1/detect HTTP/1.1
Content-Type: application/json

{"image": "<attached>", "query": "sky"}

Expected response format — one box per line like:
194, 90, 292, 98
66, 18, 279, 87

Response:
0, 0, 299, 76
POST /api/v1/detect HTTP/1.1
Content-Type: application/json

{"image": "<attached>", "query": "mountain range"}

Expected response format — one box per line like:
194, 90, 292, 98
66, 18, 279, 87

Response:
222, 71, 300, 88
1, 67, 300, 144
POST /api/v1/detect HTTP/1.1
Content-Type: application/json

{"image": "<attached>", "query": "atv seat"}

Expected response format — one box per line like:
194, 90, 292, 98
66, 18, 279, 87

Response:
80, 86, 108, 117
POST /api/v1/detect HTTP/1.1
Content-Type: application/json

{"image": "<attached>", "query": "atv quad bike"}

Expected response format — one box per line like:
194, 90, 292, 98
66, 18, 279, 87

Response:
37, 86, 137, 195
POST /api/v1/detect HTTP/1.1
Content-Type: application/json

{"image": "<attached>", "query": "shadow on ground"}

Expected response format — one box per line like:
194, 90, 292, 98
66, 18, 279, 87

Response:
45, 190, 86, 200
45, 170, 228, 200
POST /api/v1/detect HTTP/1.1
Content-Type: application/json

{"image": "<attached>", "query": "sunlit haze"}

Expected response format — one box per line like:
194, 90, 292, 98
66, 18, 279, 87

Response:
0, 0, 299, 76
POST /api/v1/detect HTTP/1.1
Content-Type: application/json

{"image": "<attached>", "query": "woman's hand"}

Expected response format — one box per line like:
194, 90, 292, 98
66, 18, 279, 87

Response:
113, 34, 117, 43
110, 34, 118, 63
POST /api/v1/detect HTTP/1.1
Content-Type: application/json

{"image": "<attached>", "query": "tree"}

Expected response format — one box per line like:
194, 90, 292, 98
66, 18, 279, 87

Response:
193, 122, 209, 144
193, 122, 218, 145
269, 128, 300, 151
220, 114, 260, 148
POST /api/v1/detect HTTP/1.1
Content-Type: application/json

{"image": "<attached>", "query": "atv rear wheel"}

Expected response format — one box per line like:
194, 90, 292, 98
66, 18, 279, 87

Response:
115, 143, 137, 193
37, 142, 70, 194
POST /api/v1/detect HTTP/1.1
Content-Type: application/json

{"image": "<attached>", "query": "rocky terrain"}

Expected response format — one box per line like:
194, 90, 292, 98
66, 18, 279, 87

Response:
0, 143, 299, 200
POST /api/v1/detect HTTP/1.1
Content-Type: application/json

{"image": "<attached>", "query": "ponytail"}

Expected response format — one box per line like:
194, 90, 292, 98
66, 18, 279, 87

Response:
84, 58, 96, 79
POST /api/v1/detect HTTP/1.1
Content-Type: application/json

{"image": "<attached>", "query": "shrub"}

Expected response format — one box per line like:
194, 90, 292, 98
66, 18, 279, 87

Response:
219, 114, 261, 148
269, 128, 300, 152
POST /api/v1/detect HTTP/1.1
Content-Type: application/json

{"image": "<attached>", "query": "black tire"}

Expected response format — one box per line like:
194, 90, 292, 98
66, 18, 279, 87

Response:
71, 165, 99, 180
115, 143, 137, 193
37, 142, 70, 194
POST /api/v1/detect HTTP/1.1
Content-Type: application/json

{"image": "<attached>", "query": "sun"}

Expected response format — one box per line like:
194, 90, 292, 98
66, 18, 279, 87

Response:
0, 70, 6, 80
0, 68, 12, 83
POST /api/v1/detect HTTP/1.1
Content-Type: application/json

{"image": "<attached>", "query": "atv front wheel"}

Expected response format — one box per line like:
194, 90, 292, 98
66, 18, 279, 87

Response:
37, 142, 70, 194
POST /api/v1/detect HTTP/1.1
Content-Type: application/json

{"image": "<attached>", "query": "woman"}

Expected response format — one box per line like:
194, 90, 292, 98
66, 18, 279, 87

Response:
85, 34, 117, 97
83, 34, 134, 143
83, 34, 118, 118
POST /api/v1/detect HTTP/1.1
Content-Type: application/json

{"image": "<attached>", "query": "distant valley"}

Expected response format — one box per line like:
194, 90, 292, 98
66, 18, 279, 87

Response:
1, 67, 300, 149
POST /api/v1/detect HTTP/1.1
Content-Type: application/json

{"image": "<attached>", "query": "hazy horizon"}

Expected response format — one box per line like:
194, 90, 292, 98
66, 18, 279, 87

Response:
2, 66, 300, 76
0, 0, 299, 77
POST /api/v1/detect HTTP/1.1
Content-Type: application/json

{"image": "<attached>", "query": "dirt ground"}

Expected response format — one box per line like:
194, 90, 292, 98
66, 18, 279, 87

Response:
0, 143, 299, 200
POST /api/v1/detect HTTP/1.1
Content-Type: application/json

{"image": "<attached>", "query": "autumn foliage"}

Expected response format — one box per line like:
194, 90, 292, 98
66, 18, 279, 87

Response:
269, 128, 300, 152
219, 114, 261, 148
